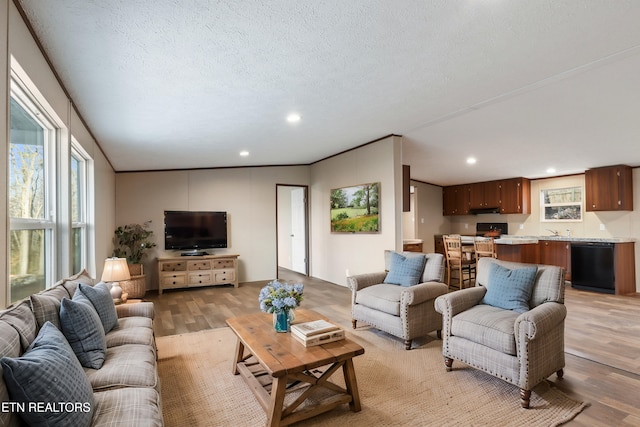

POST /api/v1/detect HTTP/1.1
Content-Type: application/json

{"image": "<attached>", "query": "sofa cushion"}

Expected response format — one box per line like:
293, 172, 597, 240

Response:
383, 252, 427, 287
106, 326, 156, 349
0, 300, 37, 353
0, 322, 94, 427
482, 263, 538, 313
0, 322, 22, 427
85, 344, 158, 391
30, 293, 63, 330
452, 304, 520, 355
92, 387, 163, 427
61, 268, 96, 296
77, 283, 119, 333
60, 297, 107, 369
355, 284, 403, 316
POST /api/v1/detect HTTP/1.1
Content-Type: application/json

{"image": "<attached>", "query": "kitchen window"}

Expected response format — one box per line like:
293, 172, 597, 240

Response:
540, 187, 582, 222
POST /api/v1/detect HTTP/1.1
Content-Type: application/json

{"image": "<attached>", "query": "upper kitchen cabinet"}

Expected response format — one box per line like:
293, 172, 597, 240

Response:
499, 178, 531, 214
585, 165, 633, 211
443, 184, 470, 215
469, 181, 501, 210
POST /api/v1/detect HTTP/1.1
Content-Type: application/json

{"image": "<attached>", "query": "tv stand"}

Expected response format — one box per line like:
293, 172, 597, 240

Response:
181, 251, 208, 256
157, 254, 239, 294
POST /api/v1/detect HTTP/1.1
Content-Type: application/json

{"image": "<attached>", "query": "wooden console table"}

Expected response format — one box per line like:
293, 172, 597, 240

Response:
157, 254, 239, 294
226, 309, 364, 426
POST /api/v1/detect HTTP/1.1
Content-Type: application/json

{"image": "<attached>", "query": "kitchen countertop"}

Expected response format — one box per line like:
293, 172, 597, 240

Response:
496, 235, 636, 244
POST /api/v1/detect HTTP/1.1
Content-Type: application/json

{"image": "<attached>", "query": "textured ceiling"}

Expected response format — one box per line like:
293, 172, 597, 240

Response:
17, 0, 640, 185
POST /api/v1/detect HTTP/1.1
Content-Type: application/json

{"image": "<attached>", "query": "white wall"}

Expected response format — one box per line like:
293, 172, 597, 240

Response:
310, 136, 403, 286
1, 2, 115, 306
115, 167, 310, 289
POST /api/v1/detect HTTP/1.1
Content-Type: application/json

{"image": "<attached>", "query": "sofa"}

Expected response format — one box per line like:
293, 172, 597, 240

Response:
435, 257, 566, 408
348, 251, 448, 350
0, 270, 163, 426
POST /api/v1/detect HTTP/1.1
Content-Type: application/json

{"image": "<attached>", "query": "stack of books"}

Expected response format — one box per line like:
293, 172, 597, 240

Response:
291, 319, 345, 347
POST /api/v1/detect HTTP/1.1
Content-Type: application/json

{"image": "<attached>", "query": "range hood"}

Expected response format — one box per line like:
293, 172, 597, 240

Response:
469, 207, 500, 215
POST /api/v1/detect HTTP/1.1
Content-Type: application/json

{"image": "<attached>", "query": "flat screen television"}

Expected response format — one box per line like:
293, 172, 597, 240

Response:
164, 210, 227, 255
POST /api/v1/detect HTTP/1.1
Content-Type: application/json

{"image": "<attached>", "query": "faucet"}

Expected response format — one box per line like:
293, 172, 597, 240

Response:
546, 229, 559, 236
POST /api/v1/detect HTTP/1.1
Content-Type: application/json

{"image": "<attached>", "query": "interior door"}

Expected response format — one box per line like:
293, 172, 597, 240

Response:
276, 185, 309, 276
290, 188, 307, 274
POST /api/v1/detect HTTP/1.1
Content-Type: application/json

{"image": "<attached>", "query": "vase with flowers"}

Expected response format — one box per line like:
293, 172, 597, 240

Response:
259, 280, 304, 332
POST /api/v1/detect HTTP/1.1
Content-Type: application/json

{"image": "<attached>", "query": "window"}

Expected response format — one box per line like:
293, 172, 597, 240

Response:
540, 187, 582, 222
9, 81, 57, 302
71, 141, 91, 274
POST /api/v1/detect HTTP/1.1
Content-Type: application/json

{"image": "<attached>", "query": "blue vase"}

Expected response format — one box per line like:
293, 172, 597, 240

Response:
273, 309, 290, 332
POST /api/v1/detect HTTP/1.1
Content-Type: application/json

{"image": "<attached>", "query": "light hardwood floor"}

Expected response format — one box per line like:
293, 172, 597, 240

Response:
146, 269, 640, 426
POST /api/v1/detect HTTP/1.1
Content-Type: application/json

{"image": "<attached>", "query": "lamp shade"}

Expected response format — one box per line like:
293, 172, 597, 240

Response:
101, 258, 131, 282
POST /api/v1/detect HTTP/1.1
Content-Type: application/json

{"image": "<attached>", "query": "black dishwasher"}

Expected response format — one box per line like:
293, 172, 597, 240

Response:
570, 242, 615, 294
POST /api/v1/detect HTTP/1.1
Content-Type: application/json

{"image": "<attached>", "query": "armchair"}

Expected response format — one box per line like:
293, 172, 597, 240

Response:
348, 251, 448, 350
435, 257, 566, 408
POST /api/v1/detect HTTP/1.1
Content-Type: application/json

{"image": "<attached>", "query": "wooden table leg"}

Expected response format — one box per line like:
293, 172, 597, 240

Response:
266, 376, 287, 427
342, 358, 361, 412
232, 338, 244, 375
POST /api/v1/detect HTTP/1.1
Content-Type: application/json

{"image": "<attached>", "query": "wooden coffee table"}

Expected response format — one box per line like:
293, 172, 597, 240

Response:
226, 309, 364, 427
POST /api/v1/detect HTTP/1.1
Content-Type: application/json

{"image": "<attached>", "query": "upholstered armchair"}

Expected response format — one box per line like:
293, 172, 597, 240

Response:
347, 251, 448, 350
434, 257, 566, 408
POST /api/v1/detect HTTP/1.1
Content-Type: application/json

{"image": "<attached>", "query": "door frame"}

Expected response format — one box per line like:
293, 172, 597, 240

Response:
276, 184, 310, 276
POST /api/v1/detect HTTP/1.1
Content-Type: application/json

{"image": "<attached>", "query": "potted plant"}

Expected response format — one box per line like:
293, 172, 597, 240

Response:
112, 221, 156, 297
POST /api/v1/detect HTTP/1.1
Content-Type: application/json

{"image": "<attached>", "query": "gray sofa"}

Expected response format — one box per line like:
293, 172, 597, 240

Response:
435, 257, 566, 408
348, 251, 448, 349
0, 270, 163, 426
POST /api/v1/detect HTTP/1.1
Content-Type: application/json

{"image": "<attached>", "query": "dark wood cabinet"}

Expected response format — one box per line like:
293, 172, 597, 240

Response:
585, 165, 633, 211
539, 240, 571, 280
434, 235, 445, 256
442, 185, 470, 215
499, 178, 531, 214
443, 177, 530, 216
469, 181, 501, 209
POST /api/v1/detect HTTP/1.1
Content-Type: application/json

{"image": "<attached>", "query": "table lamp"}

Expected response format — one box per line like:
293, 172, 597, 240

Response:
101, 257, 131, 304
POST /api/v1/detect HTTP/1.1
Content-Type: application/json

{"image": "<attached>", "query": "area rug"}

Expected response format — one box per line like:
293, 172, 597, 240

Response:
157, 327, 587, 426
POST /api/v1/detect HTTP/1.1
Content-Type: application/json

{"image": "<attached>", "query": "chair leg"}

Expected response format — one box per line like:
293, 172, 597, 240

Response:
437, 329, 442, 339
557, 368, 564, 379
404, 339, 412, 350
520, 389, 531, 409
444, 357, 453, 371
352, 319, 357, 329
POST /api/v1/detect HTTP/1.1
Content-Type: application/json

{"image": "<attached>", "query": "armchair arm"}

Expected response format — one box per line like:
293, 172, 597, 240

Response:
401, 282, 448, 306
434, 286, 486, 317
347, 272, 387, 292
115, 301, 155, 320
515, 302, 566, 341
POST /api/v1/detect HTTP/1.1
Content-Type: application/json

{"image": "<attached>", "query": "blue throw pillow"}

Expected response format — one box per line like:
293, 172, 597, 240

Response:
77, 282, 119, 333
383, 252, 427, 287
0, 322, 94, 427
482, 263, 538, 313
60, 297, 107, 369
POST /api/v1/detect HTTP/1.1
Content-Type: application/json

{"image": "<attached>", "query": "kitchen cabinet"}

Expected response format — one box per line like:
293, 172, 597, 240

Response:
585, 165, 633, 211
539, 240, 571, 281
469, 181, 501, 209
499, 178, 530, 214
442, 185, 470, 215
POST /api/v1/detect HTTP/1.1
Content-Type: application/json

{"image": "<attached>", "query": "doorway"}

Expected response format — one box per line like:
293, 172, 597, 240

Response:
276, 185, 309, 276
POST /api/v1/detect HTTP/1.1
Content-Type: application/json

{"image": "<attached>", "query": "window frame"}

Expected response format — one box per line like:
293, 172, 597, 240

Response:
540, 186, 583, 222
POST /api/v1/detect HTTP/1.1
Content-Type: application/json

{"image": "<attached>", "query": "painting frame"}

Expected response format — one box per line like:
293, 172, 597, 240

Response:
330, 182, 380, 233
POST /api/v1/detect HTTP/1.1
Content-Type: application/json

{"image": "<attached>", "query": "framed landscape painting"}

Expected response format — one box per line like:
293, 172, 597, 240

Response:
330, 182, 380, 233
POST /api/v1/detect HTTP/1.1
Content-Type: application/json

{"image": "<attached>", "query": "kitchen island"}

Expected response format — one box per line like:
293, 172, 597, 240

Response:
494, 236, 636, 295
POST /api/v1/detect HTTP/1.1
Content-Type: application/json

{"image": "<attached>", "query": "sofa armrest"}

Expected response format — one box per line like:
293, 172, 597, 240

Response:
515, 302, 566, 341
434, 286, 486, 316
116, 301, 155, 320
347, 272, 387, 293
401, 282, 449, 306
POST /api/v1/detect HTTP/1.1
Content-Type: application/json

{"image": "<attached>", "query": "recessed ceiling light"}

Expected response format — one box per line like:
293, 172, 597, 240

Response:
239, 150, 249, 157
546, 167, 556, 174
466, 157, 477, 165
286, 113, 301, 123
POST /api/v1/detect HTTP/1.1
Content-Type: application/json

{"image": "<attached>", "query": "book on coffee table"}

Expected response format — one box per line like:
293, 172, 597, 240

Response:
292, 328, 345, 347
290, 319, 341, 337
